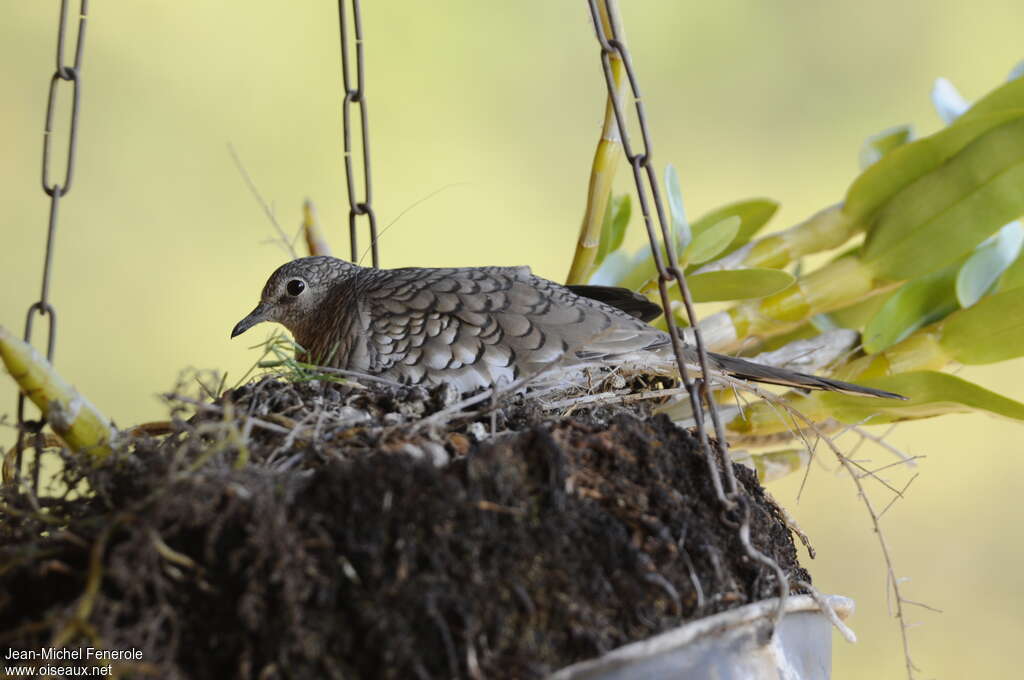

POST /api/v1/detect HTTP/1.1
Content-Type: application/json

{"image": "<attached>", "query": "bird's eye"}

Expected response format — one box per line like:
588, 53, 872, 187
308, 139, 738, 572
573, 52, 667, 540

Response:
286, 279, 306, 296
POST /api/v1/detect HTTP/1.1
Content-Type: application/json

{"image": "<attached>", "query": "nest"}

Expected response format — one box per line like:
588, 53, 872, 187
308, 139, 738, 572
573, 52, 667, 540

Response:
0, 374, 810, 679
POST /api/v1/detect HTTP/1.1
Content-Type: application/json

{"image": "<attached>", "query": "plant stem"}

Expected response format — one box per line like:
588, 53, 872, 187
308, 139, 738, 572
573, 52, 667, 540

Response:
565, 0, 627, 285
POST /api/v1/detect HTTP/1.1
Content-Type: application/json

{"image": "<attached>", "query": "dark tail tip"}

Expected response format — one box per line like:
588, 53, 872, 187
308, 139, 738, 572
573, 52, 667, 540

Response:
816, 376, 907, 400
711, 352, 906, 400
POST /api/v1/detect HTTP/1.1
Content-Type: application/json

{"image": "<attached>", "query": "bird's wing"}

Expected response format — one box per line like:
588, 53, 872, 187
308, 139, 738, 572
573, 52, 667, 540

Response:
359, 266, 671, 390
565, 284, 663, 322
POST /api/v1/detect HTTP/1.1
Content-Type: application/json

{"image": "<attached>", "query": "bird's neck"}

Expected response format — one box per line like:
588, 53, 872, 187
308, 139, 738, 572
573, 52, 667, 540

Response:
293, 275, 364, 369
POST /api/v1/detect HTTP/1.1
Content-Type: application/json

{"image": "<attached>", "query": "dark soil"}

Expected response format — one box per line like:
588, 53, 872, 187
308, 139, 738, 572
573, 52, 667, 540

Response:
0, 377, 809, 679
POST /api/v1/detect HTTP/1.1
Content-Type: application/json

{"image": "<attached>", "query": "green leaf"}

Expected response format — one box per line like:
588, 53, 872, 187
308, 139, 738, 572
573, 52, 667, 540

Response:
821, 371, 1024, 423
1009, 60, 1024, 82
940, 288, 1024, 364
690, 198, 779, 247
744, 322, 818, 355
956, 221, 1024, 307
809, 313, 839, 333
587, 250, 633, 287
732, 448, 810, 483
665, 164, 691, 251
996, 250, 1024, 292
594, 194, 632, 269
862, 114, 1024, 281
622, 218, 745, 292
684, 267, 795, 303
755, 291, 894, 355
859, 125, 913, 169
608, 196, 631, 253
683, 216, 741, 265
820, 290, 895, 331
957, 73, 1024, 122
844, 110, 1024, 225
862, 264, 960, 354
615, 251, 660, 292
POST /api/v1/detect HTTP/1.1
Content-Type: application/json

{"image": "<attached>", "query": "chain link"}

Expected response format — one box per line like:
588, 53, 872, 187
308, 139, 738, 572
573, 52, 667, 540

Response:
14, 0, 89, 479
585, 0, 789, 624
337, 0, 378, 268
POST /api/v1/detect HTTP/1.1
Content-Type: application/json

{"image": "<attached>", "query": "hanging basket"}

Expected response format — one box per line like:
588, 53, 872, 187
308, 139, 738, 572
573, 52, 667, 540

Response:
552, 595, 853, 680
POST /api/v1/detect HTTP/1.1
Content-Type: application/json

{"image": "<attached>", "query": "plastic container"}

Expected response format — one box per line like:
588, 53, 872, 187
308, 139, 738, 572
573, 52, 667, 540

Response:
550, 594, 854, 680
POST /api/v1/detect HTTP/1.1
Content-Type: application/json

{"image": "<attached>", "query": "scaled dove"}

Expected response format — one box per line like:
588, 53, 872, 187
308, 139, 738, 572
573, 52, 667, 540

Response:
231, 256, 902, 399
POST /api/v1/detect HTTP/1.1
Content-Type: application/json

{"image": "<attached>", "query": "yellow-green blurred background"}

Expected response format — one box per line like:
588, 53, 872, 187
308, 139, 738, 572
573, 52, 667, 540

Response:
3, 2, 1023, 677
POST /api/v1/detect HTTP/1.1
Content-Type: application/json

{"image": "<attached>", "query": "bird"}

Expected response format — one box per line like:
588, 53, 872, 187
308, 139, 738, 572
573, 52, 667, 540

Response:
231, 256, 903, 399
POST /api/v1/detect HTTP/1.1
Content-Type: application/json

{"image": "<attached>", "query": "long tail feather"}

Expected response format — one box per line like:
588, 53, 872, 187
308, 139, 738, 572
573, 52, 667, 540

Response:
710, 352, 906, 400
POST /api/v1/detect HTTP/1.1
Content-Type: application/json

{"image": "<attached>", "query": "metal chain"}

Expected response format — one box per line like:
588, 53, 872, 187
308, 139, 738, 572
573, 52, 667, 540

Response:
585, 0, 789, 624
14, 0, 89, 484
337, 0, 378, 268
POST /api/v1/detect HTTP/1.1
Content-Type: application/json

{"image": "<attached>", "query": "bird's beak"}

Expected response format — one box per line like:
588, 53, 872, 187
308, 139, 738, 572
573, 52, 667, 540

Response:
231, 304, 269, 338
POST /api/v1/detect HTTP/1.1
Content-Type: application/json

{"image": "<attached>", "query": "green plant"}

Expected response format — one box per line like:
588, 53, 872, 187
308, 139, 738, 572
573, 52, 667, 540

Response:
570, 63, 1024, 472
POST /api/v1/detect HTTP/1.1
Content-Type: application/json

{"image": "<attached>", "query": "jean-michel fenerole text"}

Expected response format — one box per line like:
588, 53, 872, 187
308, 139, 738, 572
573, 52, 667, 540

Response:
5, 647, 143, 661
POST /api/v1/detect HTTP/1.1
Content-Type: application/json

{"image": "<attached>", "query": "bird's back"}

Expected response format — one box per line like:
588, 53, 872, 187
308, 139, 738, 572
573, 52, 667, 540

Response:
352, 265, 671, 391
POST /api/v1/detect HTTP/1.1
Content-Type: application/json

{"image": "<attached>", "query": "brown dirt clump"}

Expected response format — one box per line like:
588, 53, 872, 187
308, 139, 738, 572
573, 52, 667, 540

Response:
0, 376, 809, 679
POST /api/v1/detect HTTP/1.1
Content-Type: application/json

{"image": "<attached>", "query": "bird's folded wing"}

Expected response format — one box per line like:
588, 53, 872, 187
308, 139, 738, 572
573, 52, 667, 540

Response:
360, 267, 672, 390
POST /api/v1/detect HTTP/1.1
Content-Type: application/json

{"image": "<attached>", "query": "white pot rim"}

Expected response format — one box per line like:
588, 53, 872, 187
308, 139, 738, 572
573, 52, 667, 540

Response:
550, 593, 854, 680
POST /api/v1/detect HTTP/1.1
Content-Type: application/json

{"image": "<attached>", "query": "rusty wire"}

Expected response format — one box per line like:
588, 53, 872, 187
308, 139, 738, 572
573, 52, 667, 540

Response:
585, 0, 789, 625
337, 0, 378, 268
14, 0, 90, 488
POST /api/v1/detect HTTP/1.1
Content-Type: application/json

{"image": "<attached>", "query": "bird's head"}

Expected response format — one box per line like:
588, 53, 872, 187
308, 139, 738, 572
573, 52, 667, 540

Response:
231, 256, 358, 339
